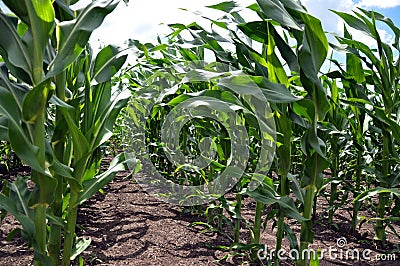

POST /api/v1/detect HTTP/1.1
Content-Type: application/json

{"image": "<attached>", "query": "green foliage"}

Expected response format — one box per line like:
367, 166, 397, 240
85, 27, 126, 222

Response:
126, 1, 400, 265
0, 1, 135, 265
0, 1, 399, 266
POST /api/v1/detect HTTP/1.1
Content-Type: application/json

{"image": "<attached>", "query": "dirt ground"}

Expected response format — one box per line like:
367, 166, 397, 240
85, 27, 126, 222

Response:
0, 163, 399, 266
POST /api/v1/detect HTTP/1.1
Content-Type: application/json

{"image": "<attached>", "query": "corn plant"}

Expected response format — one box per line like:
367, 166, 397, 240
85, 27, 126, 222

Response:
320, 75, 349, 225
126, 1, 333, 265
0, 1, 134, 265
333, 8, 400, 244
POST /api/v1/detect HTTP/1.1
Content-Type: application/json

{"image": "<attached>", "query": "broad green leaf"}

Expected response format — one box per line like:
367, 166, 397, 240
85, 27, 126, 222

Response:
354, 187, 400, 203
220, 76, 299, 103
270, 25, 300, 73
53, 0, 75, 21
58, 106, 89, 160
246, 185, 306, 221
301, 152, 329, 190
89, 89, 130, 150
301, 13, 329, 71
0, 116, 8, 140
0, 193, 35, 239
0, 176, 35, 240
46, 0, 119, 78
266, 21, 288, 86
292, 99, 315, 122
357, 8, 400, 49
335, 37, 380, 66
0, 86, 50, 174
298, 38, 329, 120
331, 10, 374, 38
70, 237, 92, 260
288, 173, 305, 204
346, 51, 366, 84
3, 0, 55, 83
78, 154, 137, 205
279, 0, 306, 13
92, 45, 128, 84
0, 13, 32, 83
238, 21, 268, 43
206, 1, 238, 13
256, 0, 302, 31
237, 22, 299, 72
22, 82, 50, 123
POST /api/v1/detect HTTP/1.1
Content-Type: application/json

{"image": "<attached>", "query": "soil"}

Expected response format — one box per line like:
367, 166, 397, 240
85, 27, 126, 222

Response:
0, 160, 399, 266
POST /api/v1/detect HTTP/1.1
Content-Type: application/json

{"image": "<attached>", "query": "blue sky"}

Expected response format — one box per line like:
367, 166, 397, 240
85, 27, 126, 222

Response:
88, 0, 400, 48
0, 0, 399, 52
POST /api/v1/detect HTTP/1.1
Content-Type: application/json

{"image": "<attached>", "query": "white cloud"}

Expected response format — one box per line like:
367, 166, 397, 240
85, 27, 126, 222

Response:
357, 0, 400, 8
91, 0, 255, 47
89, 0, 397, 57
301, 0, 353, 33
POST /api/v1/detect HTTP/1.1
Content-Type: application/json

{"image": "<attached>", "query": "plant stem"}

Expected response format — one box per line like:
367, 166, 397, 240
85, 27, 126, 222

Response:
32, 113, 48, 265
351, 149, 362, 232
252, 201, 264, 261
275, 174, 287, 266
328, 139, 339, 224
49, 72, 67, 265
299, 187, 315, 266
299, 150, 324, 266
62, 190, 79, 266
234, 192, 242, 244
375, 133, 390, 243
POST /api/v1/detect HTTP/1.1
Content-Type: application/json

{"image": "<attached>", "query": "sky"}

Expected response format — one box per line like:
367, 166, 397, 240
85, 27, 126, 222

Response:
87, 0, 400, 49
0, 0, 399, 55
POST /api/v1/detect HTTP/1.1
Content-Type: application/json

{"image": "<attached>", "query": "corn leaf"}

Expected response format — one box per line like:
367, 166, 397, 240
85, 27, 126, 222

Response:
0, 14, 32, 83
256, 0, 302, 31
91, 45, 128, 84
46, 0, 119, 78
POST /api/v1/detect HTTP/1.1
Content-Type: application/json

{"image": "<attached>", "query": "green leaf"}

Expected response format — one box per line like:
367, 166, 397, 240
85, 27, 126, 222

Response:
3, 0, 55, 83
70, 237, 91, 260
78, 154, 136, 205
46, 0, 119, 78
58, 106, 90, 160
292, 99, 315, 122
0, 13, 32, 83
0, 116, 8, 140
354, 187, 400, 203
357, 8, 400, 49
0, 86, 49, 174
238, 21, 268, 43
89, 89, 130, 150
220, 76, 299, 103
91, 45, 127, 84
246, 185, 306, 221
206, 1, 238, 13
301, 152, 329, 191
22, 82, 50, 123
288, 173, 305, 204
300, 13, 329, 72
246, 189, 305, 221
331, 10, 374, 38
298, 34, 329, 121
0, 176, 35, 240
256, 0, 302, 30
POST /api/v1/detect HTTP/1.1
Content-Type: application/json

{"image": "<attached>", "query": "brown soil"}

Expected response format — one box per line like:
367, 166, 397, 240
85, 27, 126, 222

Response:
0, 163, 399, 266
